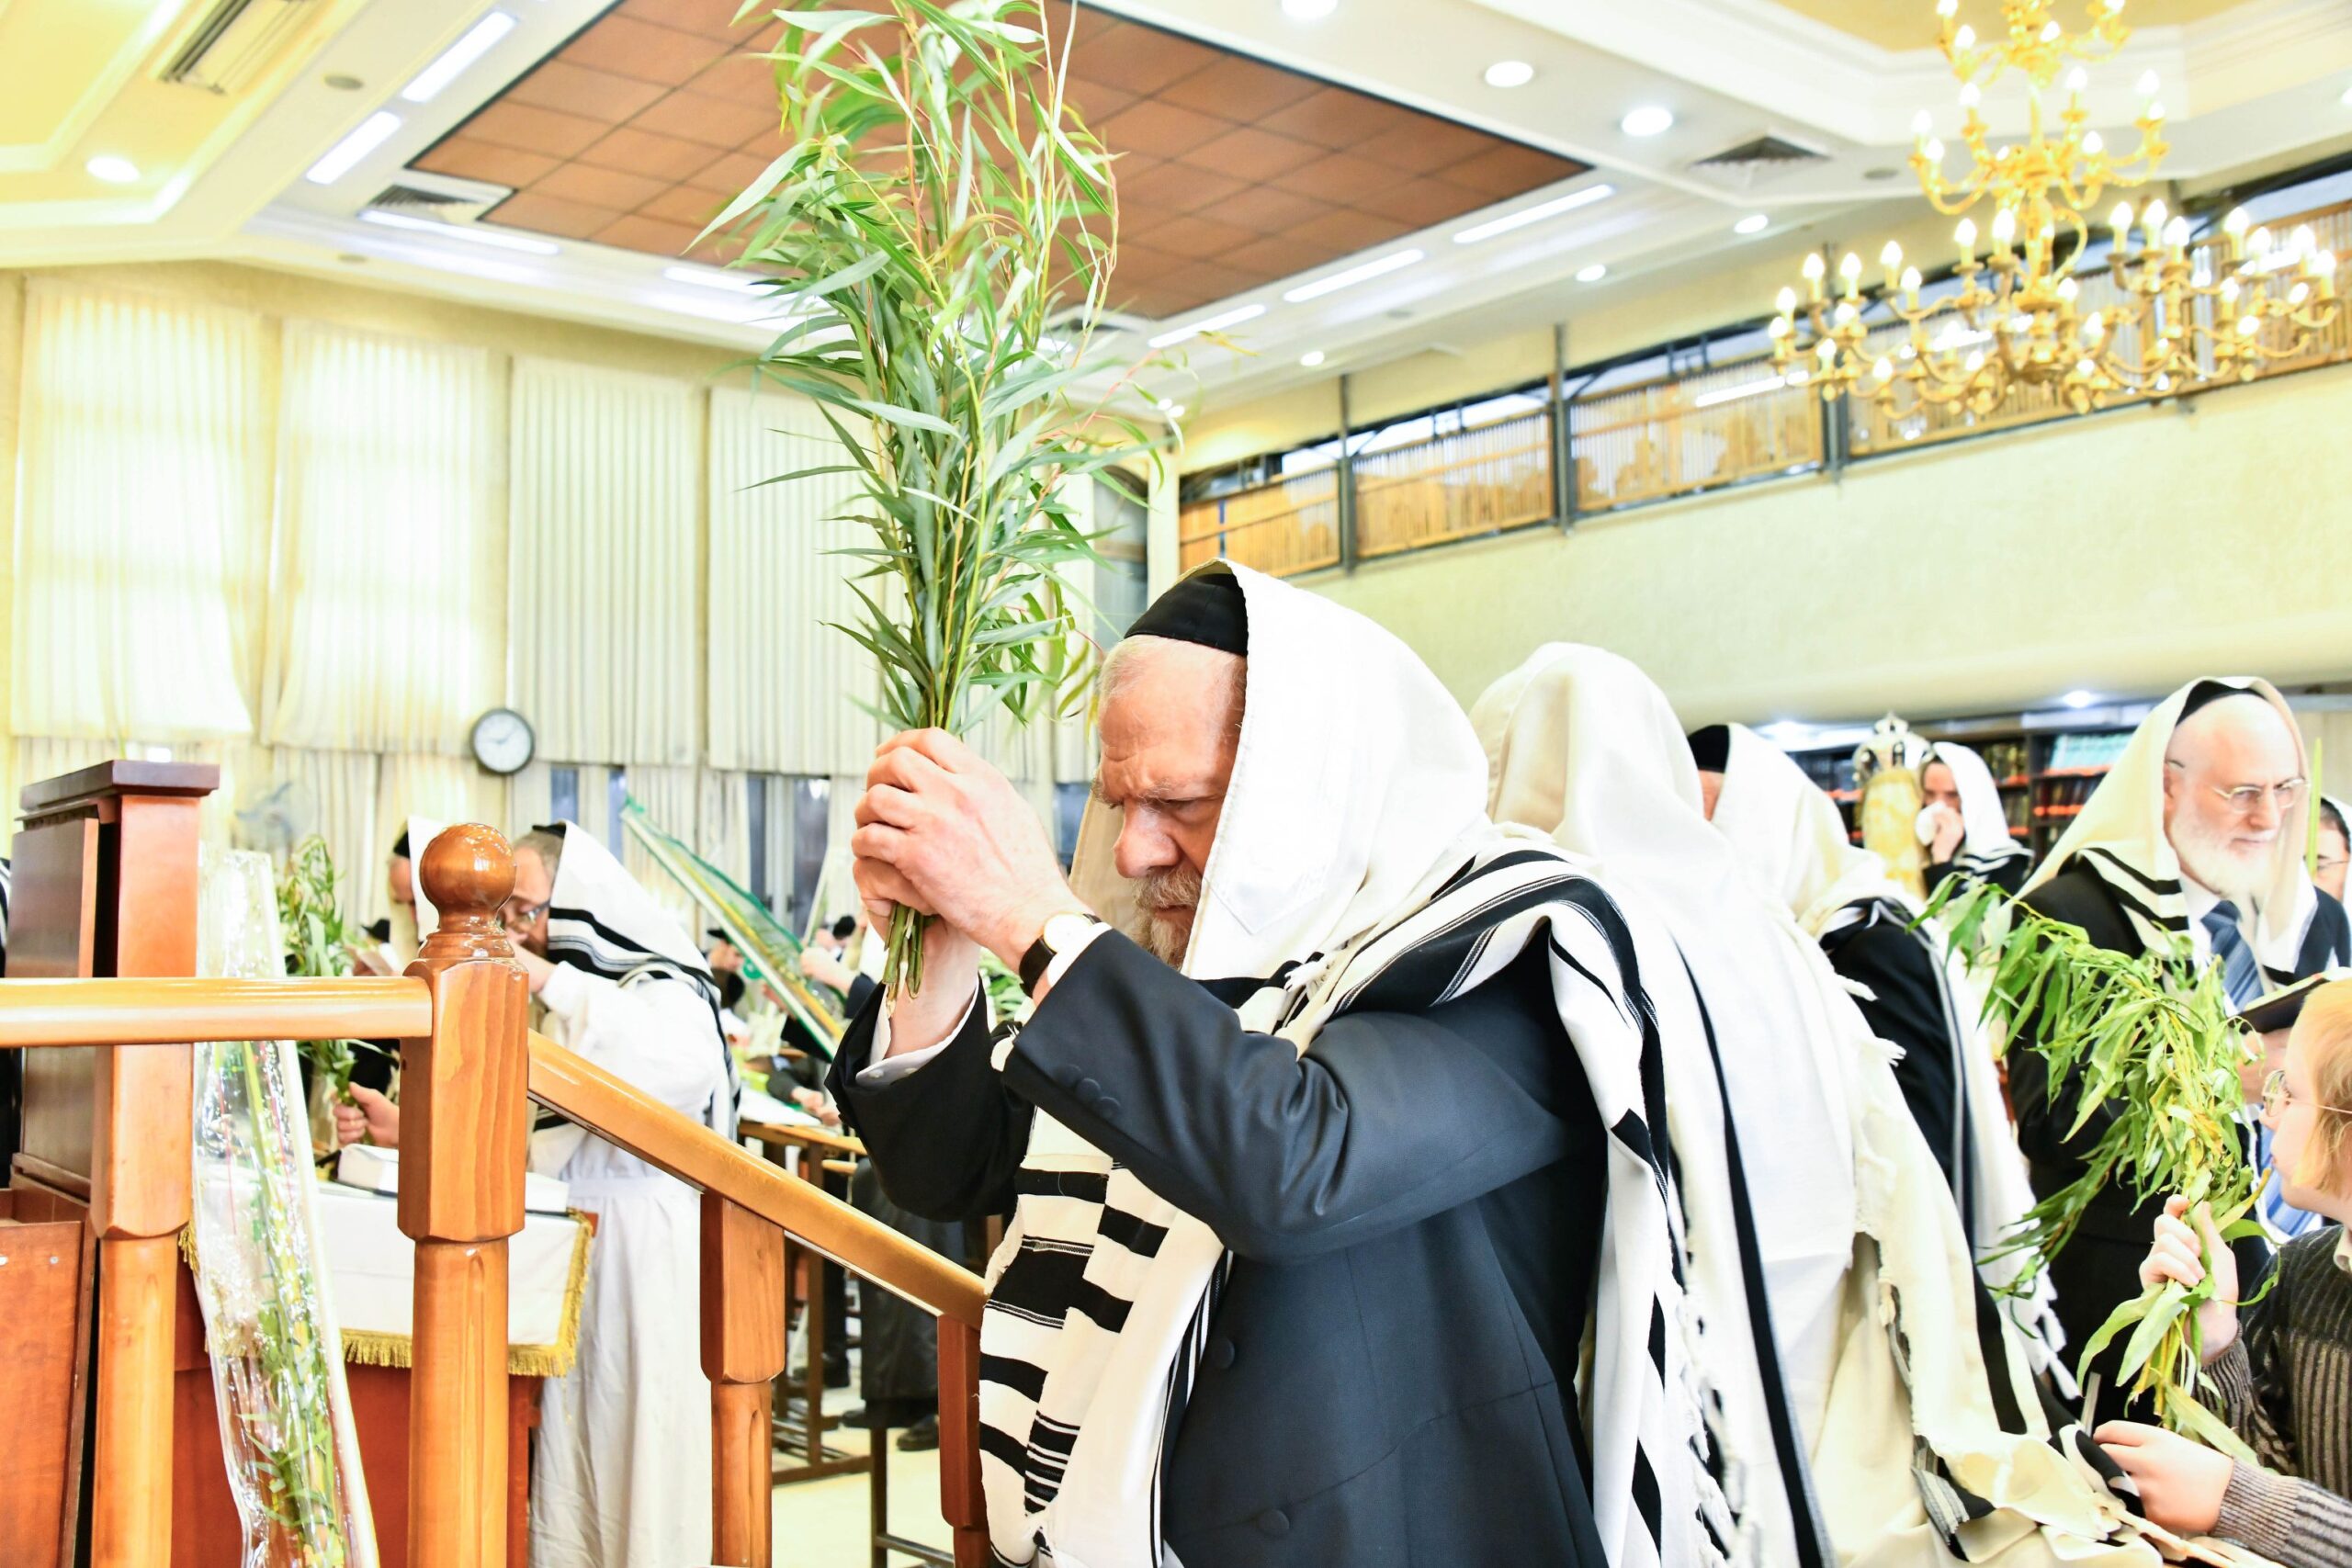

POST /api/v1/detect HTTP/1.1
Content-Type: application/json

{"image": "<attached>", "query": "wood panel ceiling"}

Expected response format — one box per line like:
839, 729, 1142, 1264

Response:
409, 0, 1587, 318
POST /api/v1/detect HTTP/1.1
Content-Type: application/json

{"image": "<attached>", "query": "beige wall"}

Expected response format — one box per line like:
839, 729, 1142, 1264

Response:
1301, 359, 2352, 752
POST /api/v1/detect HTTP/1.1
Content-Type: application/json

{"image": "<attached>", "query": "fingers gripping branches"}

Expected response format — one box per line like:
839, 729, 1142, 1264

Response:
1921, 876, 2267, 1458
712, 1, 1168, 992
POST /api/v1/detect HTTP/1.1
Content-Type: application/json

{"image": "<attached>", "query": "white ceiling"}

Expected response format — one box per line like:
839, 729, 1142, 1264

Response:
6, 0, 2349, 410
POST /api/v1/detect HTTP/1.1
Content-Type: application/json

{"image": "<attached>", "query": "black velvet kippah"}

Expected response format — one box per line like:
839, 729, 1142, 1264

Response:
1126, 570, 1248, 656
1686, 725, 1731, 773
2180, 679, 2261, 721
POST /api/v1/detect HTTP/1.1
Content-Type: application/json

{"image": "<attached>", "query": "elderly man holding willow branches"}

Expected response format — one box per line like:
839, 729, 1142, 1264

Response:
827, 564, 1735, 1568
2010, 678, 2350, 1426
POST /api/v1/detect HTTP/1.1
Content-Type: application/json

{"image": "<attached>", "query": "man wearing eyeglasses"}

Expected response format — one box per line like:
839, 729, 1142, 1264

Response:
2007, 678, 2351, 1424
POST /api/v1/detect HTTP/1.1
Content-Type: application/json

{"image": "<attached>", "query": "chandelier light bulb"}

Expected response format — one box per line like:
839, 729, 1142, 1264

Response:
2110, 201, 2134, 238
1873, 356, 1894, 381
1835, 300, 1859, 324
1880, 240, 1904, 269
2238, 314, 2261, 337
1991, 209, 2017, 243
2317, 250, 2337, 276
2075, 357, 2096, 377
1901, 265, 1922, 292
1803, 252, 1826, 280
1953, 24, 1976, 51
2292, 281, 2312, 306
2164, 216, 2190, 249
2066, 67, 2089, 95
2250, 226, 2273, 254
2082, 130, 2104, 155
2136, 70, 2160, 97
1817, 340, 1838, 363
2058, 276, 2079, 300
1838, 252, 1862, 281
1959, 82, 1982, 108
2292, 224, 2317, 257
1964, 348, 1986, 372
2224, 207, 2251, 235
1937, 0, 1957, 14
2084, 311, 2105, 339
1912, 108, 1933, 137
2107, 0, 2125, 11
2142, 197, 2167, 231
1776, 285, 1799, 314
1769, 315, 1792, 338
2146, 99, 2165, 120
1925, 138, 1946, 162
2041, 20, 2063, 41
2222, 277, 2241, 302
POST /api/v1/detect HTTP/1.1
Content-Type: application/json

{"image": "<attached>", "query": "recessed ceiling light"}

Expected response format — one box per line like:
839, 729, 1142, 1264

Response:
402, 11, 518, 103
306, 110, 402, 185
357, 209, 561, 254
2061, 688, 2098, 709
1282, 248, 1424, 302
1299, 350, 1327, 367
1148, 302, 1268, 350
1281, 0, 1337, 17
85, 156, 140, 186
1452, 181, 1613, 245
1484, 60, 1535, 88
1576, 263, 1607, 282
1734, 213, 1770, 235
1619, 106, 1674, 137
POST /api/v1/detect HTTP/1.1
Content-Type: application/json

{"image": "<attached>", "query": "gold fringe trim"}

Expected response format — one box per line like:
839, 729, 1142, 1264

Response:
182, 1213, 595, 1380
330, 1212, 593, 1378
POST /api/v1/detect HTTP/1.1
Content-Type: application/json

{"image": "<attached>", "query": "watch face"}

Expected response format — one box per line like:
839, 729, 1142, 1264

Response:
471, 708, 535, 776
1044, 912, 1094, 952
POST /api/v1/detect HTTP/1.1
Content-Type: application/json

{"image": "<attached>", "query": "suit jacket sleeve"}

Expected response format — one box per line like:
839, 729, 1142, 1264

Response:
828, 983, 1035, 1224
998, 931, 1576, 1263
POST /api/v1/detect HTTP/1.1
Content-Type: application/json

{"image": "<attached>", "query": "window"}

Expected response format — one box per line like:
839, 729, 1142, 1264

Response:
549, 766, 581, 828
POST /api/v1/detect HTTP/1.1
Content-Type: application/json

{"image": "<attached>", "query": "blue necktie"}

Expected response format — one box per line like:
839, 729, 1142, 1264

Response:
2212, 902, 2325, 1240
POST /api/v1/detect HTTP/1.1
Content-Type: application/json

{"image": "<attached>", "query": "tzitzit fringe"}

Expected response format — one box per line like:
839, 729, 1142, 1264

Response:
178, 1208, 594, 1380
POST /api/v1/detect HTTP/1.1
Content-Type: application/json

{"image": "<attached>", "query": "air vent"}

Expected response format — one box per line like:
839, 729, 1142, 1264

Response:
162, 0, 318, 96
365, 175, 505, 224
1687, 133, 1831, 191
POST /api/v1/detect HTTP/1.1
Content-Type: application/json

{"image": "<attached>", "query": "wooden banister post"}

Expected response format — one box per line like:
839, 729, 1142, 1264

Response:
701, 1194, 786, 1568
938, 1317, 988, 1568
401, 827, 530, 1568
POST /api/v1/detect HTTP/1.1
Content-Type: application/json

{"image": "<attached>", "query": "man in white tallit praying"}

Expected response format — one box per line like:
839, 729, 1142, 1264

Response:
409, 821, 733, 1568
1690, 722, 2064, 1382
831, 563, 1734, 1567
1471, 646, 2156, 1568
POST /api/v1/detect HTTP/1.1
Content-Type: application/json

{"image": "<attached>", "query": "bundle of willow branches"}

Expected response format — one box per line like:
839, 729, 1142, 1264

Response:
277, 838, 378, 1123
716, 0, 1159, 991
1925, 876, 2264, 1458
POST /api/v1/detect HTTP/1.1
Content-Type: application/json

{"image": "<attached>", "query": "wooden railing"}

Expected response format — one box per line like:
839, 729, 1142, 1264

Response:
0, 822, 986, 1568
1182, 196, 2352, 577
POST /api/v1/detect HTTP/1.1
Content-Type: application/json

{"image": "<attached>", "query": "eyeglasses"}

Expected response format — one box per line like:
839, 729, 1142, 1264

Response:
2206, 778, 2307, 816
2261, 1067, 2352, 1122
502, 896, 548, 929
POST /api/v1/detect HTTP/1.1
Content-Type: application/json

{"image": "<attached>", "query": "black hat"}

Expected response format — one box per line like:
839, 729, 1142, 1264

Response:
391, 829, 411, 859
830, 914, 857, 942
1126, 570, 1247, 657
2179, 680, 2265, 722
1685, 725, 1731, 773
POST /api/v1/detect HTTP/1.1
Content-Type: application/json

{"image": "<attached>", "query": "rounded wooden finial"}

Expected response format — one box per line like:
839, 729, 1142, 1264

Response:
420, 824, 514, 922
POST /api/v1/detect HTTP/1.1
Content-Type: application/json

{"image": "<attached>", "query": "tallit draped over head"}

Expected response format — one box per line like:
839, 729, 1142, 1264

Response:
1928, 741, 2031, 883
2024, 677, 2319, 977
994, 565, 1717, 1568
1698, 722, 1917, 939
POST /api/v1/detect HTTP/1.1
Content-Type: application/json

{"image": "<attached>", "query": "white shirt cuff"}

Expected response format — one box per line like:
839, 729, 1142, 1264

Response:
854, 977, 982, 1086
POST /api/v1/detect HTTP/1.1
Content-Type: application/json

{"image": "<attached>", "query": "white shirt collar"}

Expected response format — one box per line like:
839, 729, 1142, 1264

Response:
2181, 874, 2222, 962
2335, 1225, 2352, 1277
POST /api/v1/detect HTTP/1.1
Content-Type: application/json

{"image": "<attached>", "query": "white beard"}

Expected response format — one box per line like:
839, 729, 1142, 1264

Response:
2170, 816, 2274, 905
1131, 863, 1203, 967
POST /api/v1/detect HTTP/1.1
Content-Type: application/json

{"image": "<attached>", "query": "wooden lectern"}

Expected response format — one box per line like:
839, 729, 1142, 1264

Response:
1, 761, 217, 1568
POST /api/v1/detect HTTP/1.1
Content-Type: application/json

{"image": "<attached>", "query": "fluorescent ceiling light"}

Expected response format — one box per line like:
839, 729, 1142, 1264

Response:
1283, 249, 1423, 302
662, 264, 764, 293
85, 155, 140, 185
306, 110, 402, 185
1299, 349, 1326, 367
401, 11, 517, 103
1147, 302, 1267, 349
1734, 213, 1770, 235
1451, 182, 1613, 245
358, 209, 560, 254
1575, 263, 1607, 283
1281, 0, 1336, 17
1619, 105, 1675, 137
1484, 60, 1535, 88
1692, 373, 1788, 408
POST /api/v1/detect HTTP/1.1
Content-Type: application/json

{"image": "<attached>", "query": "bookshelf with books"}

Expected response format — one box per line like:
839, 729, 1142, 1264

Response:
1784, 718, 2135, 864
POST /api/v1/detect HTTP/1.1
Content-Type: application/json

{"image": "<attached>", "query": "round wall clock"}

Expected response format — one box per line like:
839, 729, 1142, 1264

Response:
469, 707, 536, 776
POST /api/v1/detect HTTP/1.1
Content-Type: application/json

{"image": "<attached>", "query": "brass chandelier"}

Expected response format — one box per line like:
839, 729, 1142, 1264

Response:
1767, 0, 2340, 417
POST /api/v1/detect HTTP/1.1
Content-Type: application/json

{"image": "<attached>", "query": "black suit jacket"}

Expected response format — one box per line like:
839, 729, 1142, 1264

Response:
830, 931, 1611, 1566
2008, 866, 2349, 1419
1822, 905, 1966, 1195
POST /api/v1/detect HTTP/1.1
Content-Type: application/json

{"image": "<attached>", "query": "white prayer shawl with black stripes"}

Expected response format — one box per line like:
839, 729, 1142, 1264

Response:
2021, 677, 2323, 982
972, 564, 1716, 1568
1928, 742, 2033, 889
1473, 649, 2154, 1568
